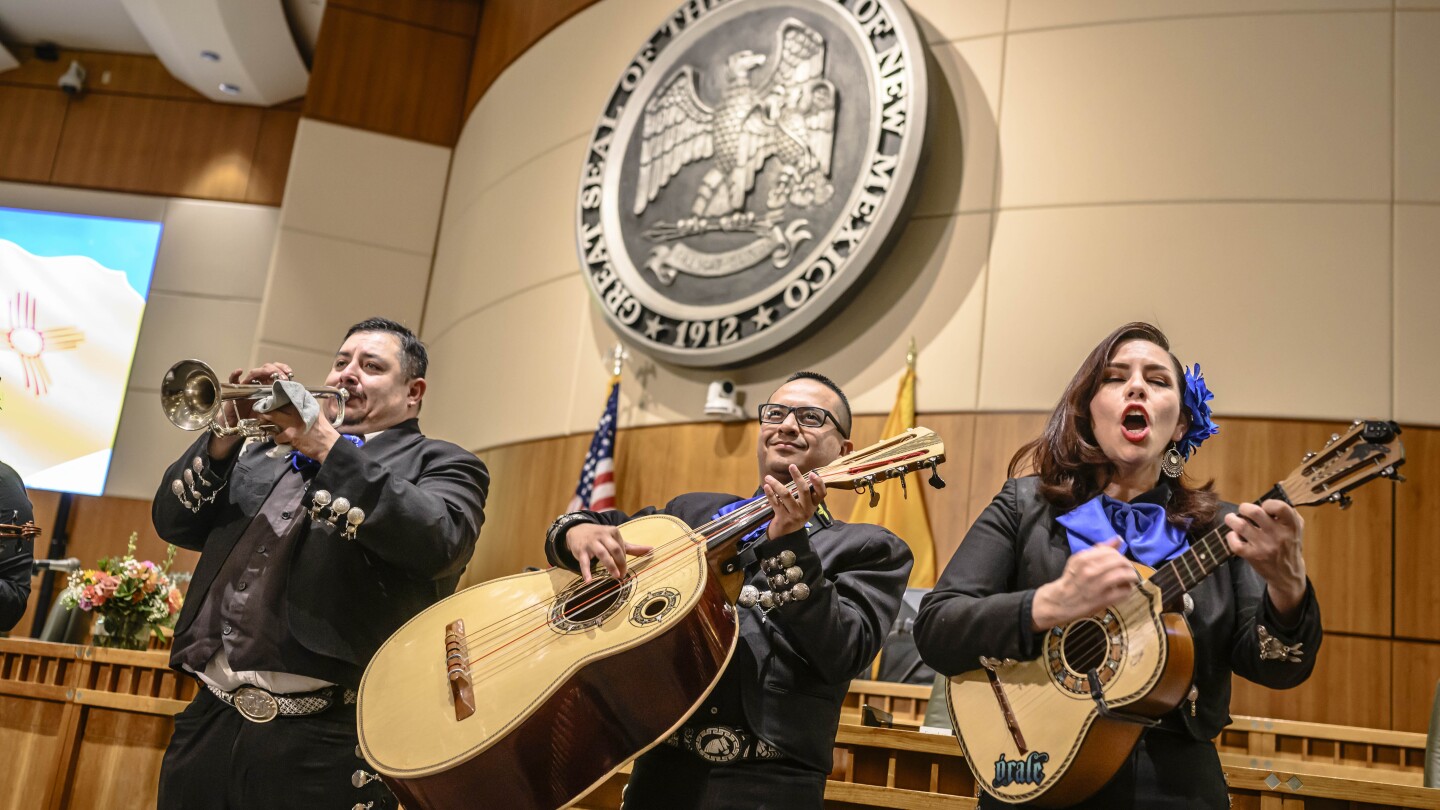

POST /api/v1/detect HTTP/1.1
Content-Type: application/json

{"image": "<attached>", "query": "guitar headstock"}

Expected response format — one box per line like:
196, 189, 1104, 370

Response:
1278, 420, 1405, 509
816, 427, 947, 500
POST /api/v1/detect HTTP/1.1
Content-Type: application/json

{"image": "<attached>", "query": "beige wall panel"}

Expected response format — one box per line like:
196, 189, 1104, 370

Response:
997, 13, 1391, 208
1008, 0, 1389, 32
561, 213, 991, 438
0, 181, 169, 222
1398, 0, 1440, 9
978, 203, 1391, 419
1396, 12, 1440, 203
129, 293, 262, 388
106, 385, 197, 500
454, 0, 677, 203
259, 229, 430, 354
1394, 205, 1440, 427
426, 134, 589, 340
251, 342, 339, 388
910, 37, 1003, 217
149, 200, 278, 298
280, 120, 452, 254
424, 277, 591, 452
909, 0, 1008, 43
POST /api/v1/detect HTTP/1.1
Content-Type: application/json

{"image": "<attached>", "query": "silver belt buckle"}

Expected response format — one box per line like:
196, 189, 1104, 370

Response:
233, 685, 280, 723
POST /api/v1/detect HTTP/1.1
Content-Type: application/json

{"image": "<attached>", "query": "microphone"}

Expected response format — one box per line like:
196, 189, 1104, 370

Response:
32, 557, 82, 574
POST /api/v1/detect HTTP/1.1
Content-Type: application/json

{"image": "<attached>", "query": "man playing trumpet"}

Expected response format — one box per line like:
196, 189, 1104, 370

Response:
153, 317, 489, 810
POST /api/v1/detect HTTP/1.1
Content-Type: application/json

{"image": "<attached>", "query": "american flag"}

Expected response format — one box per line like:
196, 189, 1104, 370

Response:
567, 377, 620, 512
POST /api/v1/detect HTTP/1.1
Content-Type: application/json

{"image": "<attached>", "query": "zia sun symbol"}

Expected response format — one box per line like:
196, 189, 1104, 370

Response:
5, 292, 84, 396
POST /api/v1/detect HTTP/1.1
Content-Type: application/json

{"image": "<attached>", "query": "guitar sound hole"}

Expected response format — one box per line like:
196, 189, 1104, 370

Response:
641, 598, 667, 618
560, 579, 625, 624
1061, 619, 1108, 675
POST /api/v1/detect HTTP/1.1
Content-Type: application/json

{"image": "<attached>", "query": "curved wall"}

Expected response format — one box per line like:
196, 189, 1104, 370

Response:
424, 0, 1440, 454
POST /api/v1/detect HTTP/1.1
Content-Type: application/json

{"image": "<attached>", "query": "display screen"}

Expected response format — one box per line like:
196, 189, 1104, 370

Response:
0, 206, 161, 496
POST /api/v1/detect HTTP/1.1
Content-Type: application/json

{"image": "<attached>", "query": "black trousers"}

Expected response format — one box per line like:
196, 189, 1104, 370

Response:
978, 728, 1228, 810
621, 742, 827, 810
157, 687, 396, 810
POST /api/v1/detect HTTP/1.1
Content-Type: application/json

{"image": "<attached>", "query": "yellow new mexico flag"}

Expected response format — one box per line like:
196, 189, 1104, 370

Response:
847, 361, 937, 587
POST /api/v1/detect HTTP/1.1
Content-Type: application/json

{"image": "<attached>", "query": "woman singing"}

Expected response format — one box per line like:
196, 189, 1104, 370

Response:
914, 322, 1322, 808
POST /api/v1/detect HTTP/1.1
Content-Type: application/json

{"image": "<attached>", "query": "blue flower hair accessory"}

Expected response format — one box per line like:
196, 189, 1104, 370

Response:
1177, 363, 1218, 459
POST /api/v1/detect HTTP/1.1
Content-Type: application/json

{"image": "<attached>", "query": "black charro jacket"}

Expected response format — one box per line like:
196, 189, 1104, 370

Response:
914, 476, 1322, 743
153, 419, 488, 687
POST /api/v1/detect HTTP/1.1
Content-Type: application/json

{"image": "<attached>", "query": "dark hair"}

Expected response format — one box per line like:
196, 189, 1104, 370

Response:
1009, 322, 1218, 530
781, 371, 852, 438
345, 317, 428, 379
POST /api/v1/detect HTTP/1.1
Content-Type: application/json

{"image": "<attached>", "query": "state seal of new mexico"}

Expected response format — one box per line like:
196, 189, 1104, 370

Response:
576, 0, 929, 366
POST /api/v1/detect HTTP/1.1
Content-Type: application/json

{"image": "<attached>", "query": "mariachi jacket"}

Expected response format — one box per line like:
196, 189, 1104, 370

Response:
153, 418, 488, 686
914, 476, 1322, 742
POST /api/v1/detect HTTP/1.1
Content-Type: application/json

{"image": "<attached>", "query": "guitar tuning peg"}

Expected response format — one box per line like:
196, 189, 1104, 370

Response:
927, 458, 947, 489
1330, 493, 1352, 510
898, 472, 908, 500
1382, 466, 1407, 483
1302, 451, 1316, 463
867, 482, 880, 509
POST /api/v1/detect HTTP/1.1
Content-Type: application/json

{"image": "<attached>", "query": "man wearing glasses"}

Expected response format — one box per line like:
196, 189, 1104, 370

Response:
544, 371, 913, 809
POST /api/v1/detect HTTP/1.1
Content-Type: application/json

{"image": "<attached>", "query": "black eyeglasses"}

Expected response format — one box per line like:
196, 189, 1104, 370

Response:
757, 403, 849, 438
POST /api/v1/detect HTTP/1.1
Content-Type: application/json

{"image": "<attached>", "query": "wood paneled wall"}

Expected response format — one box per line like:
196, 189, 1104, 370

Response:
465, 0, 603, 113
461, 414, 1439, 734
0, 46, 298, 205
304, 0, 480, 146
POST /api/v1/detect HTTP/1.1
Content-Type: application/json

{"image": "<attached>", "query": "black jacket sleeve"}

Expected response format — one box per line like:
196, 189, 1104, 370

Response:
1227, 560, 1322, 688
762, 523, 913, 683
309, 438, 488, 581
0, 462, 34, 631
914, 479, 1046, 675
150, 433, 240, 552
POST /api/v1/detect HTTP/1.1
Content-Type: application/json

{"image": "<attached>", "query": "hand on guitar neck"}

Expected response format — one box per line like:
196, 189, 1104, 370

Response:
762, 464, 827, 540
565, 524, 653, 583
1222, 500, 1307, 622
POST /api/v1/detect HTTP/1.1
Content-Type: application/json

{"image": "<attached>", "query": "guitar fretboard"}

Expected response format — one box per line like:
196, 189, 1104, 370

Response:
1148, 484, 1288, 600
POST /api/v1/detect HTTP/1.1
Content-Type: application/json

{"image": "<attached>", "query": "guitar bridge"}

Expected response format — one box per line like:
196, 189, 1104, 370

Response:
1086, 668, 1159, 728
445, 619, 476, 721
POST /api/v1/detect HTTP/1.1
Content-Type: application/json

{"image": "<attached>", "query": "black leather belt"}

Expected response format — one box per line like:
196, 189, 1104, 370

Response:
205, 682, 356, 723
664, 724, 786, 763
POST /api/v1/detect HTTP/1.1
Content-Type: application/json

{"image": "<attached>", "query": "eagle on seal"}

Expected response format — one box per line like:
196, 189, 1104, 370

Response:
633, 18, 837, 221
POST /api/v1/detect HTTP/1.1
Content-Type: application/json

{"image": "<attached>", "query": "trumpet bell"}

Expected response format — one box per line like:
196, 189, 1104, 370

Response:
161, 359, 222, 431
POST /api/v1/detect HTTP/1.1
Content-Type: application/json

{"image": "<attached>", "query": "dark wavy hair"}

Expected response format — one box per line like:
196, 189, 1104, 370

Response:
1008, 322, 1218, 530
345, 317, 427, 380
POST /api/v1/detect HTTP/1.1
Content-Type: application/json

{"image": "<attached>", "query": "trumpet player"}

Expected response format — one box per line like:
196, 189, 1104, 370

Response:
153, 317, 489, 810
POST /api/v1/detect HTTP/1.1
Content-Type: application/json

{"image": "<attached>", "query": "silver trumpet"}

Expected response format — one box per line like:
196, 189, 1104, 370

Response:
161, 359, 349, 438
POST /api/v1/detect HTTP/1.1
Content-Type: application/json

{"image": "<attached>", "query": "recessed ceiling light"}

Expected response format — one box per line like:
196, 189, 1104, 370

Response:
218, 83, 240, 95
200, 50, 220, 62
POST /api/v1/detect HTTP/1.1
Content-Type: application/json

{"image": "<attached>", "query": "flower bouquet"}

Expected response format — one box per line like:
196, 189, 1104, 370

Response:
60, 533, 185, 650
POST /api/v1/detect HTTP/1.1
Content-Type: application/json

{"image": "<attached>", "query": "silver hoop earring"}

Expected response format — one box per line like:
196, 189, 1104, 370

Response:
1161, 444, 1184, 478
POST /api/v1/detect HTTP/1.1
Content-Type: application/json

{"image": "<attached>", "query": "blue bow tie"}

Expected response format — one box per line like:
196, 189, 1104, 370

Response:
290, 434, 364, 473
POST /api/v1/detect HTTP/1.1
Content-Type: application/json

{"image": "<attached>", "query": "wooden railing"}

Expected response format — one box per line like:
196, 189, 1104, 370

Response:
1, 641, 1433, 810
0, 638, 194, 810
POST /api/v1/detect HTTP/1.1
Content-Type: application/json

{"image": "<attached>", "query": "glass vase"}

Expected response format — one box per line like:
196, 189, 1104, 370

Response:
92, 613, 153, 651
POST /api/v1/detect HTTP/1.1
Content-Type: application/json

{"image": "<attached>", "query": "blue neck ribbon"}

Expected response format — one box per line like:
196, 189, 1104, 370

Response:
290, 434, 364, 473
1055, 494, 1190, 567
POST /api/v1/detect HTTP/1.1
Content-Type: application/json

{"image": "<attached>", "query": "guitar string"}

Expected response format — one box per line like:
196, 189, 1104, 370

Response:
452, 441, 936, 655
453, 496, 773, 656
456, 446, 937, 676
454, 473, 822, 666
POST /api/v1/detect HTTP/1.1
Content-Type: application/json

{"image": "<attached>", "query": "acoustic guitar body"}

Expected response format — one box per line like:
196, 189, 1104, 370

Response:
946, 567, 1195, 807
356, 514, 740, 810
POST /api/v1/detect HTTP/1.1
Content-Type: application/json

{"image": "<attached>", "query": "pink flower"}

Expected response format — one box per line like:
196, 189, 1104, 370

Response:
166, 587, 184, 615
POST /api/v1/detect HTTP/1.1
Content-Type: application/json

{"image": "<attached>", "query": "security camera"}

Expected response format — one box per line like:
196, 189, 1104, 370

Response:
704, 379, 745, 421
58, 60, 86, 96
